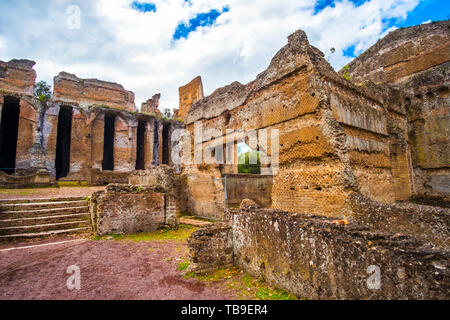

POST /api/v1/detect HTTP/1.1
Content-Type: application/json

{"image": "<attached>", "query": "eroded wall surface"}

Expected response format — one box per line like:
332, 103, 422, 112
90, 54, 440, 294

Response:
184, 30, 412, 217
0, 61, 177, 185
53, 72, 136, 112
0, 59, 36, 96
178, 76, 204, 120
229, 208, 448, 299
343, 21, 450, 198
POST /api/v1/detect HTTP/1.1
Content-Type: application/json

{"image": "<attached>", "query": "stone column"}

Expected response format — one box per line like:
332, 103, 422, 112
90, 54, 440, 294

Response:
129, 121, 137, 170
145, 120, 154, 169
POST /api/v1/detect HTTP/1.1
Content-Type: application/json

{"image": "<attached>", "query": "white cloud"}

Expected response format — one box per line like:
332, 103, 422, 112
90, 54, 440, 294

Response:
0, 0, 420, 111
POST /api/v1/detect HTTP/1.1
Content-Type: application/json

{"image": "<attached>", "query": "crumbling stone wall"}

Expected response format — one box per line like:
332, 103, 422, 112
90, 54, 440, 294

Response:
0, 61, 178, 185
0, 59, 36, 96
188, 207, 449, 299
178, 76, 204, 120
187, 223, 233, 274
343, 21, 450, 199
183, 29, 412, 217
224, 174, 273, 208
181, 165, 226, 220
349, 192, 449, 249
230, 208, 448, 299
90, 184, 178, 236
129, 165, 182, 224
53, 72, 136, 112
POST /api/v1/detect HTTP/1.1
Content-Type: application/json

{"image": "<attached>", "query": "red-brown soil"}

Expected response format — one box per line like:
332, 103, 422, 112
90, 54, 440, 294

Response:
0, 237, 235, 300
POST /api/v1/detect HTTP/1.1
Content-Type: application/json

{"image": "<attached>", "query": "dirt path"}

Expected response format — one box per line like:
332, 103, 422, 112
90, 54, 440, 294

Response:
0, 186, 105, 200
0, 237, 235, 300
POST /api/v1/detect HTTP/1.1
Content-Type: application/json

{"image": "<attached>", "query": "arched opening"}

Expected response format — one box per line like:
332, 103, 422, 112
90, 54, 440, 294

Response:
102, 113, 116, 171
55, 105, 73, 180
136, 119, 146, 170
162, 123, 171, 165
0, 96, 20, 174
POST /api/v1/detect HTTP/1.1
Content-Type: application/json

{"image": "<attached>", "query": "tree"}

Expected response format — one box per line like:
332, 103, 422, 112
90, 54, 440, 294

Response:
163, 108, 173, 119
34, 81, 52, 103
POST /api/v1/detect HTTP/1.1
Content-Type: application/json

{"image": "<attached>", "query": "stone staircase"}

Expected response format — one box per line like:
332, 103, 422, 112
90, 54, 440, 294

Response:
0, 197, 91, 241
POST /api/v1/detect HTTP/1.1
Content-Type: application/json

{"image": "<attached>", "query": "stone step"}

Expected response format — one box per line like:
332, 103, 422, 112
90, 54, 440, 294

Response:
0, 220, 89, 236
0, 206, 89, 219
0, 196, 88, 205
0, 213, 90, 227
0, 227, 90, 240
0, 200, 88, 212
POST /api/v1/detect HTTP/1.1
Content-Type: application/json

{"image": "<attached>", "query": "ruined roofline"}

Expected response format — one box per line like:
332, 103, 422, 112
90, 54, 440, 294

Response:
340, 19, 450, 75
53, 71, 136, 112
1, 59, 36, 70
185, 29, 388, 124
53, 71, 129, 92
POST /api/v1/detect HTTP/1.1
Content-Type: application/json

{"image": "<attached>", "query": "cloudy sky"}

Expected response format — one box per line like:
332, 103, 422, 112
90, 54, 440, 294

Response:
0, 0, 448, 111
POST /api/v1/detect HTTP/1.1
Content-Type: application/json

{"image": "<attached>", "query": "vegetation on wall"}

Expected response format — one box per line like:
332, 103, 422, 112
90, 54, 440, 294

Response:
238, 150, 261, 174
34, 80, 52, 103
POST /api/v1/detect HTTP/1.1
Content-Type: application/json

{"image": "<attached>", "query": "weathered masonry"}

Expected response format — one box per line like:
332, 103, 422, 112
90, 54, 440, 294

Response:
179, 21, 450, 220
0, 63, 179, 187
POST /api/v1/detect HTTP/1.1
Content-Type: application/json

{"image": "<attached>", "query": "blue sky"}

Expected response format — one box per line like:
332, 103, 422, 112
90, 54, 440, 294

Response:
0, 0, 446, 110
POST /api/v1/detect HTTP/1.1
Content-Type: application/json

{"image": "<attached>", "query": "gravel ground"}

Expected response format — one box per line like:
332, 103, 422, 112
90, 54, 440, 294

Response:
0, 187, 105, 200
0, 237, 235, 300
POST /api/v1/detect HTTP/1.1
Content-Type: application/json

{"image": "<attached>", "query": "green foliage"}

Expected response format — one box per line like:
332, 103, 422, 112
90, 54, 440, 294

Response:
238, 150, 261, 174
34, 80, 52, 103
342, 65, 351, 81
163, 108, 173, 119
191, 267, 299, 300
92, 224, 198, 243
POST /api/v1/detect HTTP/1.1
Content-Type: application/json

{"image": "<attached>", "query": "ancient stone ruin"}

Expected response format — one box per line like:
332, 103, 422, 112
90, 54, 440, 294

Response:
0, 20, 449, 299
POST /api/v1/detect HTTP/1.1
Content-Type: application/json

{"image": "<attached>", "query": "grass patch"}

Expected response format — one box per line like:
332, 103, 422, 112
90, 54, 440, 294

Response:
189, 266, 299, 300
177, 260, 190, 271
57, 181, 88, 187
0, 188, 40, 196
92, 224, 199, 243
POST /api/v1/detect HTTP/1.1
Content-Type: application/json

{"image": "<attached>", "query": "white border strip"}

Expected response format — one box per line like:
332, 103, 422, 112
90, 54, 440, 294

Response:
0, 239, 87, 252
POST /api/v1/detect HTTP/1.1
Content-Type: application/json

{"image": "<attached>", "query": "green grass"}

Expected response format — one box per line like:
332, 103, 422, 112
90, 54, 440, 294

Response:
177, 260, 190, 271
57, 181, 88, 187
0, 188, 40, 196
92, 224, 199, 243
187, 266, 299, 300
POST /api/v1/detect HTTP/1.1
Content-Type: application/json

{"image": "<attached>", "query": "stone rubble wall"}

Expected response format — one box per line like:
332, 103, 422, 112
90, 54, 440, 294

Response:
183, 29, 413, 217
349, 192, 450, 249
341, 20, 450, 200
187, 223, 233, 274
0, 59, 36, 96
188, 206, 449, 299
90, 184, 178, 236
53, 72, 136, 112
178, 76, 204, 121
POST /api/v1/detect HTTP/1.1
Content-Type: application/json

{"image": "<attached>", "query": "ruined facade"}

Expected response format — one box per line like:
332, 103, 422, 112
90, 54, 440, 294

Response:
0, 21, 449, 299
178, 76, 204, 120
0, 62, 178, 187
1, 22, 448, 217
180, 21, 449, 220
343, 21, 450, 200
